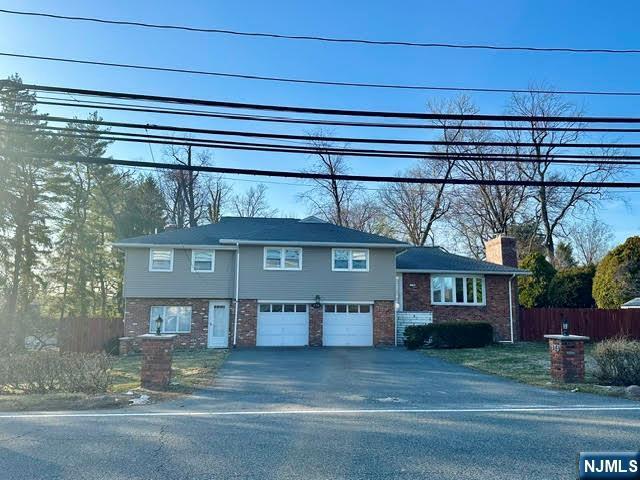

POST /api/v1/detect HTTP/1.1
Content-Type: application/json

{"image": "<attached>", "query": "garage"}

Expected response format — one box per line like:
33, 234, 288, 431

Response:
257, 303, 309, 346
323, 304, 373, 346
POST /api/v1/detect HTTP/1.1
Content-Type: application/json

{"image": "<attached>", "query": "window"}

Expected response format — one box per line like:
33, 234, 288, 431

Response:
259, 303, 308, 313
431, 275, 485, 306
150, 306, 191, 333
324, 304, 371, 313
149, 248, 173, 272
332, 249, 369, 271
263, 247, 302, 270
191, 249, 215, 272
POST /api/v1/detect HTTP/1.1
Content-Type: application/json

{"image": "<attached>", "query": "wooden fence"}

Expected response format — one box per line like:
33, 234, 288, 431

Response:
519, 307, 640, 341
58, 317, 124, 353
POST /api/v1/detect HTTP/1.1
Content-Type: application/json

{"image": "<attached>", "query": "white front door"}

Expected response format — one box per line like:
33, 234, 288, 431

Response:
208, 301, 230, 348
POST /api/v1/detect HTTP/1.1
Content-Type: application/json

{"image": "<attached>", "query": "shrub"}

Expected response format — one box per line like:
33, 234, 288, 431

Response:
0, 352, 113, 394
593, 337, 640, 386
548, 265, 596, 308
518, 252, 556, 308
593, 236, 640, 308
404, 322, 494, 349
103, 336, 120, 355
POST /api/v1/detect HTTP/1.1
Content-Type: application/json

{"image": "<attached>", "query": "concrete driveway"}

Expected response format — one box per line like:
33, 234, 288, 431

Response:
1, 348, 639, 480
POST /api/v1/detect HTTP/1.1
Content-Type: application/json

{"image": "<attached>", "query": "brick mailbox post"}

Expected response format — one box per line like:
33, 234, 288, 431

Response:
544, 334, 590, 383
138, 334, 176, 390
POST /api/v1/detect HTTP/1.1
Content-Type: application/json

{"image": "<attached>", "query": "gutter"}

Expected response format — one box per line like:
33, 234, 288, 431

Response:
233, 242, 240, 348
218, 239, 409, 248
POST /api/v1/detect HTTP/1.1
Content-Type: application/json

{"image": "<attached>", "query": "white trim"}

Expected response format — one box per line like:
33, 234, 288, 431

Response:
319, 300, 375, 305
262, 246, 303, 271
508, 274, 515, 343
114, 243, 237, 250
397, 268, 529, 276
331, 248, 370, 272
208, 300, 230, 348
395, 273, 403, 312
191, 249, 215, 273
220, 239, 407, 248
148, 248, 174, 272
430, 274, 486, 307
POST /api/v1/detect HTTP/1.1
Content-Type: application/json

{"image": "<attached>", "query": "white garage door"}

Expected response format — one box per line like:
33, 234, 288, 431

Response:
257, 303, 309, 346
323, 304, 373, 347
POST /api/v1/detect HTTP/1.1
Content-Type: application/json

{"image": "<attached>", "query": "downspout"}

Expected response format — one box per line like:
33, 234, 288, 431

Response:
507, 274, 516, 343
233, 242, 240, 347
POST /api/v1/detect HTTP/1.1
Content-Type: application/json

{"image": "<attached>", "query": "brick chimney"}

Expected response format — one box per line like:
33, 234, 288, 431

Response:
485, 235, 518, 267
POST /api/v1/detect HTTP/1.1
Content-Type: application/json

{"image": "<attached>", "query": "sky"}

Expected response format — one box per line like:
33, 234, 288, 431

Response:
0, 0, 639, 248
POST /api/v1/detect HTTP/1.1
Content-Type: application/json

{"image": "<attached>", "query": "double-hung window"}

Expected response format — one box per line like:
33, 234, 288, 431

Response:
332, 249, 369, 271
149, 306, 192, 333
149, 248, 173, 272
431, 275, 485, 305
191, 249, 215, 272
263, 247, 302, 270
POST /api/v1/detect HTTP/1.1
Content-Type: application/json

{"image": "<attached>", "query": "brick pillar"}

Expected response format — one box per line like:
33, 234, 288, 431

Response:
119, 337, 134, 356
309, 305, 323, 346
373, 300, 395, 346
544, 334, 589, 383
139, 334, 176, 390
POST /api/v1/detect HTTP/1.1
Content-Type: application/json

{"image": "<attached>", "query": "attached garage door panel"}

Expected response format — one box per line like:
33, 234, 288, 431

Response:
323, 304, 373, 346
257, 304, 308, 346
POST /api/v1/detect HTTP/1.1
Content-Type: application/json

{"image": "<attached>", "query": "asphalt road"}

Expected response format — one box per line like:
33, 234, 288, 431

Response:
0, 348, 638, 479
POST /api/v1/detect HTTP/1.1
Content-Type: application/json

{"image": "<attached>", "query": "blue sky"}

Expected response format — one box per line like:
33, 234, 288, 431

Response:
0, 0, 639, 244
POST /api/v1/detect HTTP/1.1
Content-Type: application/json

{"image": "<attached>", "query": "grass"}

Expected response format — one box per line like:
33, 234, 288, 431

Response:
423, 342, 627, 397
110, 348, 228, 394
0, 349, 228, 411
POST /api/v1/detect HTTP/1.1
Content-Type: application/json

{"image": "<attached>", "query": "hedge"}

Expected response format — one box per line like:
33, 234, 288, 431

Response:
404, 322, 494, 350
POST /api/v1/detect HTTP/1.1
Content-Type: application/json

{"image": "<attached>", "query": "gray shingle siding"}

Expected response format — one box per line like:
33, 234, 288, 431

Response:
238, 246, 396, 301
123, 248, 235, 298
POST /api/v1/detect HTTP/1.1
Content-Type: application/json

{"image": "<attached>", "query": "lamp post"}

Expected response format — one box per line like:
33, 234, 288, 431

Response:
312, 295, 321, 309
155, 315, 163, 336
561, 315, 569, 336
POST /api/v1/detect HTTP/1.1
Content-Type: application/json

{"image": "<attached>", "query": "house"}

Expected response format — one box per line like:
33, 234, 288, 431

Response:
114, 217, 527, 350
621, 297, 640, 309
396, 236, 527, 343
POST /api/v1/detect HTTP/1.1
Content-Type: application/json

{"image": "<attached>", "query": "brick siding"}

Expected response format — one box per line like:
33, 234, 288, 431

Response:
233, 299, 257, 346
401, 273, 518, 341
309, 305, 323, 346
373, 300, 395, 346
548, 338, 585, 382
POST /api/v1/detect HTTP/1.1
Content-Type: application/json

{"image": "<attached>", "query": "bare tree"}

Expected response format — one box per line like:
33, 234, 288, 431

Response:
569, 217, 614, 265
160, 145, 210, 228
506, 87, 619, 261
299, 131, 359, 226
232, 184, 277, 217
206, 176, 231, 223
379, 163, 450, 245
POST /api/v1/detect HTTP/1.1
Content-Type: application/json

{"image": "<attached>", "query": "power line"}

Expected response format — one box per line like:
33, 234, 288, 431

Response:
6, 81, 640, 122
25, 97, 640, 134
5, 151, 640, 188
3, 51, 640, 98
2, 8, 639, 56
7, 125, 640, 167
4, 112, 640, 150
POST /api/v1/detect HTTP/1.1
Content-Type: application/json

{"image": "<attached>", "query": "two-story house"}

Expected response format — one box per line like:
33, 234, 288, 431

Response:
115, 216, 526, 351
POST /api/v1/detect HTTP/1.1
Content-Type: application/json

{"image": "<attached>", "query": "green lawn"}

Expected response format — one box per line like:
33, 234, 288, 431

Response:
0, 349, 228, 411
423, 342, 625, 397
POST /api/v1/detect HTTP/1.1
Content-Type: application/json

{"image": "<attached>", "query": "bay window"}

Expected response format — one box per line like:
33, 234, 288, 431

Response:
431, 275, 485, 305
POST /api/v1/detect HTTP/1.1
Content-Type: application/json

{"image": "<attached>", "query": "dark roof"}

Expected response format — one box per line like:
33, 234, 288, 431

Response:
114, 217, 408, 247
622, 297, 640, 308
396, 247, 528, 275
